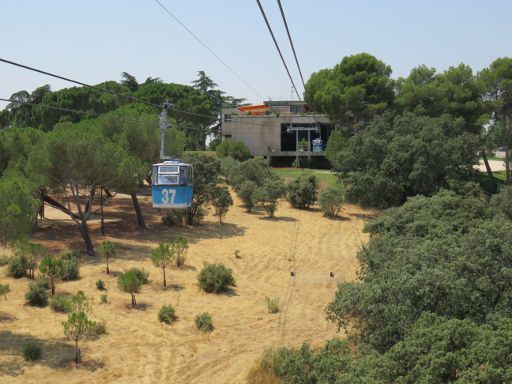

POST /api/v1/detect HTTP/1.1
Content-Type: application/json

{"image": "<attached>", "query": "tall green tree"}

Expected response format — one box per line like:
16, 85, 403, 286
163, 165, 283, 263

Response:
479, 57, 512, 184
27, 126, 144, 255
326, 113, 480, 208
0, 172, 39, 245
305, 53, 394, 132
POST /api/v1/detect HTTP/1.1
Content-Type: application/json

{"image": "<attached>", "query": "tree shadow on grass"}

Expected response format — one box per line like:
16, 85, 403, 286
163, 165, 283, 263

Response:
349, 212, 378, 220
0, 331, 103, 376
258, 216, 297, 222
0, 312, 17, 323
124, 302, 151, 311
324, 215, 350, 221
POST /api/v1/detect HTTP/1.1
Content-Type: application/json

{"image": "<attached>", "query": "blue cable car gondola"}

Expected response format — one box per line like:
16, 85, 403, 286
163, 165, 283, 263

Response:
151, 102, 193, 209
151, 160, 193, 208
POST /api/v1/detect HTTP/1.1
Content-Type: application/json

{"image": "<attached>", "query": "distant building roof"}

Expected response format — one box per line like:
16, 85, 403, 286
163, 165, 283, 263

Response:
264, 100, 306, 107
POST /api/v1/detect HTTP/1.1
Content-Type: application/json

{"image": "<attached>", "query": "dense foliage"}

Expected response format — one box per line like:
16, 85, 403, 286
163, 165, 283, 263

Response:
326, 113, 480, 207
286, 174, 318, 209
255, 187, 512, 383
198, 263, 235, 293
216, 140, 252, 161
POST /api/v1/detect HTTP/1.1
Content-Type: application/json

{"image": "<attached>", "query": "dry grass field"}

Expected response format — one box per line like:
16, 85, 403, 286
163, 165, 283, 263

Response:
0, 193, 374, 384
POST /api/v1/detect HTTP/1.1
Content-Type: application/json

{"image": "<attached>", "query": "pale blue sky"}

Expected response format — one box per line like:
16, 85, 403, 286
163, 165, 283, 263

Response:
1, 0, 512, 110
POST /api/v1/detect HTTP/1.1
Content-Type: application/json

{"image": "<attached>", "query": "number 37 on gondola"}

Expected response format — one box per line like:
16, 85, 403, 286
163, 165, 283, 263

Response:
151, 160, 193, 208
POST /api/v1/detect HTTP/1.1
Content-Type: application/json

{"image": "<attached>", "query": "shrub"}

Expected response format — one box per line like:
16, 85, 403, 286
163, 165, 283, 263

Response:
173, 236, 188, 269
49, 295, 72, 313
253, 176, 287, 218
127, 267, 149, 284
7, 255, 28, 278
35, 278, 50, 290
59, 256, 80, 281
319, 184, 345, 217
216, 140, 252, 161
198, 263, 236, 293
265, 297, 280, 314
0, 255, 11, 266
162, 210, 182, 227
20, 342, 42, 361
219, 156, 240, 182
195, 312, 214, 332
158, 305, 176, 324
0, 283, 9, 299
287, 174, 318, 209
100, 294, 108, 304
238, 180, 258, 212
96, 279, 105, 290
89, 320, 107, 336
25, 282, 48, 307
211, 185, 233, 223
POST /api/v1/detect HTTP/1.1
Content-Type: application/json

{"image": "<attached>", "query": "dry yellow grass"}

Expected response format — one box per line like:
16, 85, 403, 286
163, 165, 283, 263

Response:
0, 193, 373, 383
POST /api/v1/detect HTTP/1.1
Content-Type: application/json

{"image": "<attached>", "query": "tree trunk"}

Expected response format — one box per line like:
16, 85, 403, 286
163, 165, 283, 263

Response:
106, 257, 110, 275
163, 267, 167, 287
51, 279, 55, 295
80, 218, 94, 256
75, 340, 80, 364
130, 192, 146, 228
481, 151, 497, 192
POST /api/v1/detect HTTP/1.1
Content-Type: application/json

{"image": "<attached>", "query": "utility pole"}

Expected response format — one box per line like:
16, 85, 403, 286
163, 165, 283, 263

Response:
159, 101, 173, 161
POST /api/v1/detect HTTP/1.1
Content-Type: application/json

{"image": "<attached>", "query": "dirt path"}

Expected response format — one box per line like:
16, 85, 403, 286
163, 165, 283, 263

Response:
0, 193, 373, 383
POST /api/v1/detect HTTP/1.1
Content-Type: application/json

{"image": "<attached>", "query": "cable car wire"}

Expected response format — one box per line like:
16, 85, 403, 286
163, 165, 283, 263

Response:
276, 0, 306, 90
255, 0, 301, 101
0, 57, 159, 108
152, 0, 263, 100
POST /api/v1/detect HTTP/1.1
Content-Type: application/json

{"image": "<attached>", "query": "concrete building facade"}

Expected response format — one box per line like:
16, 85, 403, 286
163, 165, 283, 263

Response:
221, 100, 333, 166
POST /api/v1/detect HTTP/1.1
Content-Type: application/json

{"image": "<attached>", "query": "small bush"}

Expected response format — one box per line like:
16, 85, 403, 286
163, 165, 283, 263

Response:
287, 174, 318, 209
35, 278, 50, 290
127, 267, 149, 284
100, 294, 108, 304
162, 210, 181, 227
25, 282, 48, 307
49, 295, 72, 313
59, 256, 80, 281
216, 140, 252, 161
0, 255, 11, 266
20, 342, 42, 361
198, 263, 236, 293
96, 279, 105, 290
319, 184, 345, 217
7, 255, 28, 278
89, 320, 107, 336
195, 312, 214, 332
265, 297, 280, 314
158, 305, 176, 324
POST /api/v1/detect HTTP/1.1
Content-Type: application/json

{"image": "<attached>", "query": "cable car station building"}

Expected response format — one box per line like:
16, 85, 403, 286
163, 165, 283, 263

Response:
220, 100, 333, 167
